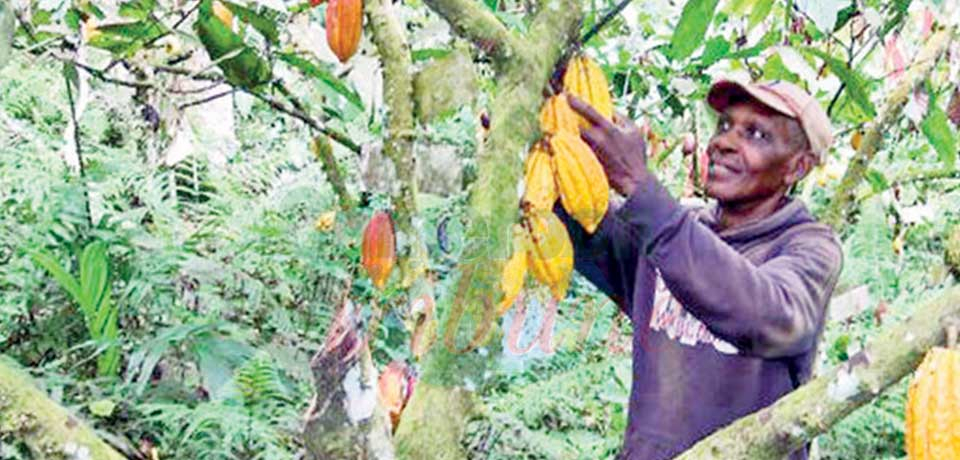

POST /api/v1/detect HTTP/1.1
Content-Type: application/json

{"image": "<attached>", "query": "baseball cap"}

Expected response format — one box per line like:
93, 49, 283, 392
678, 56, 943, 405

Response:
706, 79, 833, 163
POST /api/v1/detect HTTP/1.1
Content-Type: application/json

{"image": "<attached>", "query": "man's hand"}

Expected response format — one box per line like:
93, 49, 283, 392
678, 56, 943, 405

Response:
567, 94, 650, 197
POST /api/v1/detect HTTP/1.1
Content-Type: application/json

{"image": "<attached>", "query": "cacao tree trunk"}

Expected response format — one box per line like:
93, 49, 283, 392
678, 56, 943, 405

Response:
676, 285, 960, 459
0, 355, 125, 459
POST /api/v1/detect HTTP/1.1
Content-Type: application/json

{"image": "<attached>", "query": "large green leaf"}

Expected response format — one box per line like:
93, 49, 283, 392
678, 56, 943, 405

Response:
87, 19, 167, 56
221, 0, 281, 45
118, 0, 157, 21
803, 47, 876, 118
195, 0, 272, 89
747, 0, 774, 30
277, 52, 364, 111
668, 0, 720, 60
29, 250, 82, 304
920, 103, 958, 170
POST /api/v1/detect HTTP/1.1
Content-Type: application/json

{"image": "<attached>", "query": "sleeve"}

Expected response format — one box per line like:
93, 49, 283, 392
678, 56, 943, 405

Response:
612, 179, 843, 358
553, 202, 641, 318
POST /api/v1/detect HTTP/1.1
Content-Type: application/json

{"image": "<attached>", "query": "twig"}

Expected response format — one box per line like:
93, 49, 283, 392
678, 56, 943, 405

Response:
246, 90, 362, 154
579, 0, 634, 46
103, 1, 201, 73
178, 88, 235, 110
63, 69, 94, 228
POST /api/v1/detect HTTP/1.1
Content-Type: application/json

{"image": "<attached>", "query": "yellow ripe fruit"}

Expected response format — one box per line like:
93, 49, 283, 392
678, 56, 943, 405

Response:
562, 56, 614, 128
905, 347, 960, 459
81, 18, 102, 43
315, 211, 337, 232
522, 142, 559, 211
851, 130, 863, 151
539, 94, 579, 136
212, 0, 234, 28
525, 211, 573, 301
498, 226, 529, 316
550, 131, 609, 234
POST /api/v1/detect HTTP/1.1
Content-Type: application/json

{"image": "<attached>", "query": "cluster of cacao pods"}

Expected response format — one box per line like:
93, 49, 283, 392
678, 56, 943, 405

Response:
498, 55, 614, 315
311, 0, 362, 63
362, 211, 396, 289
904, 322, 960, 459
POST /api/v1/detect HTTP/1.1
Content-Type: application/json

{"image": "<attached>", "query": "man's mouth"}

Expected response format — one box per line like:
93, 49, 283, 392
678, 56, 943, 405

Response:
709, 160, 738, 177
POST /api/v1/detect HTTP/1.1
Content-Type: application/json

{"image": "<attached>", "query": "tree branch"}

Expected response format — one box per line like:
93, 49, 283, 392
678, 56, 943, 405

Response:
579, 0, 634, 46
0, 356, 126, 459
364, 0, 425, 287
676, 285, 960, 459
178, 88, 235, 110
421, 0, 521, 67
821, 27, 953, 231
245, 89, 362, 155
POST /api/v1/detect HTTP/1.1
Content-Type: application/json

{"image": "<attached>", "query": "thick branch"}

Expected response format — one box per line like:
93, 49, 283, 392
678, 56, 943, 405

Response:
364, 0, 426, 287
0, 356, 125, 459
421, 0, 521, 66
821, 27, 953, 230
676, 285, 960, 459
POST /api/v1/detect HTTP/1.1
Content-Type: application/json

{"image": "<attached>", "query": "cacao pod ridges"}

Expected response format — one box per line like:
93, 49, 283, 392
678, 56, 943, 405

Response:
361, 211, 397, 289
539, 94, 580, 136
326, 0, 363, 63
550, 131, 609, 234
905, 346, 960, 459
498, 226, 530, 316
524, 211, 573, 301
521, 142, 559, 212
562, 56, 614, 128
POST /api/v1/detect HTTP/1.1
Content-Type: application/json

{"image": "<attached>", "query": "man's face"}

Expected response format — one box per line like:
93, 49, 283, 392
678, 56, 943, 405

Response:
705, 99, 810, 205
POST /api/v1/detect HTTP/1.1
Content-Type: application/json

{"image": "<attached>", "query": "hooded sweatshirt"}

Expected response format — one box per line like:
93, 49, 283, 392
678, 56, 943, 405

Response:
557, 178, 843, 460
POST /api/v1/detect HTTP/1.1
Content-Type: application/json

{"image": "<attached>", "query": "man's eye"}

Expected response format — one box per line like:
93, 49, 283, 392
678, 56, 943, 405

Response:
718, 120, 730, 132
748, 127, 766, 140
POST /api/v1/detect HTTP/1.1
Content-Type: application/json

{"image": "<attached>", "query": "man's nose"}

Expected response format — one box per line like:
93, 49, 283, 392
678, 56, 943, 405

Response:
708, 131, 737, 157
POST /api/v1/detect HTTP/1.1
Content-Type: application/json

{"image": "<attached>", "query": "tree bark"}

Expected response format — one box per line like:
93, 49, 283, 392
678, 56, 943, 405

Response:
0, 356, 125, 460
821, 27, 954, 231
393, 0, 584, 458
676, 285, 960, 459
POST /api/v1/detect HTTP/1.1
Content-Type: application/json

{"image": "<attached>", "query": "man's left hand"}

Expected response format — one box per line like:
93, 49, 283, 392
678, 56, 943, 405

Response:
568, 94, 650, 197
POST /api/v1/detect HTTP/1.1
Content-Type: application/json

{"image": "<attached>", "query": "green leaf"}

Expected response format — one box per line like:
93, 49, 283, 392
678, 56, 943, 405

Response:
803, 47, 876, 118
412, 48, 452, 62
29, 249, 82, 304
276, 52, 363, 111
118, 0, 157, 20
698, 36, 730, 67
920, 104, 958, 169
195, 0, 272, 89
864, 169, 889, 193
88, 399, 117, 417
221, 0, 280, 45
747, 0, 774, 30
87, 19, 168, 56
668, 0, 720, 60
80, 242, 110, 317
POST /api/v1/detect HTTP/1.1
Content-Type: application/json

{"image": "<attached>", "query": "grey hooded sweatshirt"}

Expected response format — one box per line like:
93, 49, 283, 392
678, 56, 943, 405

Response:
556, 178, 843, 459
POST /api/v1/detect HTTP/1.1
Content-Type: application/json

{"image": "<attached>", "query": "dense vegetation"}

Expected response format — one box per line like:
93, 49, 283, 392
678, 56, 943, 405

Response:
0, 0, 958, 458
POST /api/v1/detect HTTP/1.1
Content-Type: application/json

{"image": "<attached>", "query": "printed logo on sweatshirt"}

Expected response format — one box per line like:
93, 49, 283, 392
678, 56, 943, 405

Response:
648, 271, 739, 355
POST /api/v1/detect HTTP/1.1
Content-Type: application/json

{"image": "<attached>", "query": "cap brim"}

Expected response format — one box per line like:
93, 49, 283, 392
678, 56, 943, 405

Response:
707, 80, 796, 118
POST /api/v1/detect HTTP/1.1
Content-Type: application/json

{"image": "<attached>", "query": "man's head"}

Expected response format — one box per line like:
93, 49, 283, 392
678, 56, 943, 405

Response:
704, 80, 832, 206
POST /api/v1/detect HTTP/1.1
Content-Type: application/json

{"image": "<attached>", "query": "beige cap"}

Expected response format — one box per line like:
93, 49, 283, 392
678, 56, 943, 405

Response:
707, 79, 833, 163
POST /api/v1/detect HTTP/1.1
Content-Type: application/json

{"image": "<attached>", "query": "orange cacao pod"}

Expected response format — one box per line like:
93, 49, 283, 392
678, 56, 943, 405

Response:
378, 361, 415, 434
562, 56, 614, 128
522, 142, 559, 211
326, 0, 363, 63
539, 94, 579, 136
550, 131, 609, 234
361, 211, 396, 289
905, 346, 960, 459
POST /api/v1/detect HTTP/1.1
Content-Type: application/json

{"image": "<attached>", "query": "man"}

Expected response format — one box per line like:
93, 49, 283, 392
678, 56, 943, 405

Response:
559, 79, 843, 459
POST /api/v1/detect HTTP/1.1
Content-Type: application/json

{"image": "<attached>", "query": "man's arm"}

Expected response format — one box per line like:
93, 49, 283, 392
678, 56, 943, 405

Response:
554, 202, 640, 319
614, 180, 843, 358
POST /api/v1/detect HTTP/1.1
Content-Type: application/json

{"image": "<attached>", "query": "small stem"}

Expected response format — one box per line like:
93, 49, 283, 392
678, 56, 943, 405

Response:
64, 71, 94, 228
579, 0, 634, 46
178, 88, 236, 110
246, 89, 362, 154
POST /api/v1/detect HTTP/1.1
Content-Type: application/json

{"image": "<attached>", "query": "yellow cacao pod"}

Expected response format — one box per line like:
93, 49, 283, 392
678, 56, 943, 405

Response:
905, 346, 960, 459
315, 210, 337, 232
562, 56, 614, 127
524, 211, 573, 301
539, 94, 579, 136
326, 0, 363, 63
550, 131, 609, 234
498, 226, 530, 316
361, 211, 396, 289
522, 142, 559, 211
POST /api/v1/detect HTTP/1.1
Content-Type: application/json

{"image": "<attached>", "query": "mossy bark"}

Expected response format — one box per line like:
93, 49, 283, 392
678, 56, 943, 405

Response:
393, 0, 584, 457
676, 286, 960, 459
0, 355, 125, 460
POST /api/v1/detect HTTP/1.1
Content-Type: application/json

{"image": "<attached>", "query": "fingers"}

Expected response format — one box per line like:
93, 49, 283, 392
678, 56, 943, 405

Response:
579, 126, 606, 155
567, 94, 615, 131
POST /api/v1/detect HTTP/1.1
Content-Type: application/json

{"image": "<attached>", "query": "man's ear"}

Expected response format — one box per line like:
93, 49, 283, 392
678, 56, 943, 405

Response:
785, 152, 816, 186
